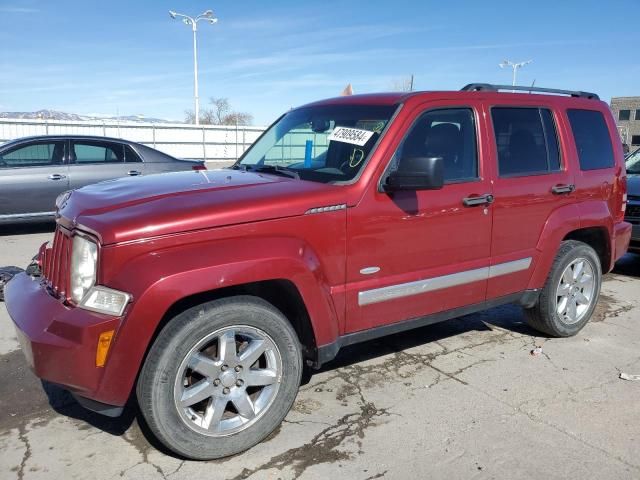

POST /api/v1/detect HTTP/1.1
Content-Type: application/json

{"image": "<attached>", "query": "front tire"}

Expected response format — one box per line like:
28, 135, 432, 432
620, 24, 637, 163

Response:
524, 240, 602, 337
136, 296, 303, 460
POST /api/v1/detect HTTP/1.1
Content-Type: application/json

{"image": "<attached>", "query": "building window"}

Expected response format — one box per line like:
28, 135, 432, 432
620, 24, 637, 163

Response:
632, 135, 640, 146
636, 109, 640, 121
619, 110, 631, 121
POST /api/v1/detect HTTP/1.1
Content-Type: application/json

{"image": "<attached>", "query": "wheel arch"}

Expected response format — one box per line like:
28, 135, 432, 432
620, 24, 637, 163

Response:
562, 227, 610, 272
154, 279, 319, 363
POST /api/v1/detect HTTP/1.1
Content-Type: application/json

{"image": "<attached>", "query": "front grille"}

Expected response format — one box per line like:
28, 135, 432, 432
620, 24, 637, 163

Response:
41, 226, 72, 299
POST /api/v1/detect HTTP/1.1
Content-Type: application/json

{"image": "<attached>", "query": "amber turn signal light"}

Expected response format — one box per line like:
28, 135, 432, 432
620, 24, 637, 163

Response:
96, 330, 115, 367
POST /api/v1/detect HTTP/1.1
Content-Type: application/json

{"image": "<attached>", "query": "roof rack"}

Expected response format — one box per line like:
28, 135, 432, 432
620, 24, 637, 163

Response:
460, 83, 599, 100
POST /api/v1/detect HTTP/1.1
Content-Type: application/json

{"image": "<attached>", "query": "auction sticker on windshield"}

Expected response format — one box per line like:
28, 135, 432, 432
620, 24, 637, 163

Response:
328, 127, 375, 146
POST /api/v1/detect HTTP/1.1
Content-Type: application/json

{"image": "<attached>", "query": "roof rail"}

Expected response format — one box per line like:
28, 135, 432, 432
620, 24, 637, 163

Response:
460, 83, 599, 100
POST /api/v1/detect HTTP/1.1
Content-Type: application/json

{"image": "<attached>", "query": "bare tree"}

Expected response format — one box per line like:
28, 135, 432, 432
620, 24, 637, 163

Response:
389, 75, 414, 92
210, 97, 231, 125
184, 97, 253, 125
222, 111, 253, 126
184, 109, 197, 124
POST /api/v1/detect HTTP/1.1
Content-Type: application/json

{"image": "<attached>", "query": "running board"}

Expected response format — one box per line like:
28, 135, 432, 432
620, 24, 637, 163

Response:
313, 290, 540, 368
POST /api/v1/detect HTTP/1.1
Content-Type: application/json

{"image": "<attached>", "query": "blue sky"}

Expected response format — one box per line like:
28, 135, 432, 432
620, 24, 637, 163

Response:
1, 0, 638, 125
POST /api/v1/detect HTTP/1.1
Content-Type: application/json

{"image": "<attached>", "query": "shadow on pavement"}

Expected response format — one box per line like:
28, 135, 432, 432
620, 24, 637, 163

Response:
41, 382, 137, 436
308, 303, 536, 380
612, 253, 640, 278
0, 222, 56, 237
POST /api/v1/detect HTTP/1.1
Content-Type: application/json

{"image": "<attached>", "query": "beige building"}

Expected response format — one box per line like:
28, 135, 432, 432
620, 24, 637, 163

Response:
610, 97, 640, 150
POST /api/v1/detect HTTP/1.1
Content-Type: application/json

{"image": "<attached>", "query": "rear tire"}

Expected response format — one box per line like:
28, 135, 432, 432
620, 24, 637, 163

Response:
136, 296, 303, 460
524, 240, 602, 337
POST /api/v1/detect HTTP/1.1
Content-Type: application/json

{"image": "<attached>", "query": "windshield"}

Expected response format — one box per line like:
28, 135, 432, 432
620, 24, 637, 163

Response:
235, 104, 397, 183
626, 149, 640, 174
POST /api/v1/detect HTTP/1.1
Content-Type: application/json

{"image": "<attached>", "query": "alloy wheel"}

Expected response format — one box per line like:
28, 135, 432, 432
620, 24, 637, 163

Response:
555, 258, 596, 325
173, 325, 282, 436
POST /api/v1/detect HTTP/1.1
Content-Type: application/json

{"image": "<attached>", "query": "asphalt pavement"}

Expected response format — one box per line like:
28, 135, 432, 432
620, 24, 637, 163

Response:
1, 224, 639, 480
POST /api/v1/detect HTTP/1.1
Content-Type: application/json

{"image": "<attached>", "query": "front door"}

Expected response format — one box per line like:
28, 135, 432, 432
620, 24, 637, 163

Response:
345, 102, 494, 333
0, 140, 69, 219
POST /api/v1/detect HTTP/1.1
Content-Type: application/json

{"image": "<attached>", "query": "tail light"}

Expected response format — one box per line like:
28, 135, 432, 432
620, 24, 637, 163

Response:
192, 163, 207, 171
616, 174, 627, 222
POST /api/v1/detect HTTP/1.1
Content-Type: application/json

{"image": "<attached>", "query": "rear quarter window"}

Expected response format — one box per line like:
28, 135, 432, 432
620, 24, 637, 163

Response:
567, 109, 615, 171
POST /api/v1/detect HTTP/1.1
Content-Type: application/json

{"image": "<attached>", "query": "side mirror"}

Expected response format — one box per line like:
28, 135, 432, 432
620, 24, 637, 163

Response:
384, 156, 444, 192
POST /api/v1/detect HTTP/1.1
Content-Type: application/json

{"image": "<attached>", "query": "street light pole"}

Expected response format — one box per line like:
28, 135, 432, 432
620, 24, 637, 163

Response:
499, 59, 533, 87
169, 9, 218, 125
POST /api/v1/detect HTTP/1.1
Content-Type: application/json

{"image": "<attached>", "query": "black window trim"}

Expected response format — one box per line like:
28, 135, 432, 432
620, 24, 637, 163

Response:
489, 105, 564, 179
123, 144, 144, 163
0, 139, 68, 169
379, 105, 482, 191
635, 109, 640, 121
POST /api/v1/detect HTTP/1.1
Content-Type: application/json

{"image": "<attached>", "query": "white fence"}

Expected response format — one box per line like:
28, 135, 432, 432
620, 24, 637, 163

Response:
0, 118, 266, 166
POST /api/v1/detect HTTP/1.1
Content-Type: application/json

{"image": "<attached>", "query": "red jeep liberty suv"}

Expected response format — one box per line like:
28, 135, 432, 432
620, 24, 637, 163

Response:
6, 83, 631, 459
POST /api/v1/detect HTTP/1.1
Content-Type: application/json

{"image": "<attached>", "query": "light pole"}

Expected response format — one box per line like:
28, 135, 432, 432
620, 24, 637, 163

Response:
169, 9, 218, 125
499, 59, 533, 87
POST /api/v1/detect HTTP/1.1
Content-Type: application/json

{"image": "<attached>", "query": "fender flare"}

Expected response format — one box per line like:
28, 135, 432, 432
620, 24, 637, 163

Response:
96, 236, 340, 405
527, 203, 581, 289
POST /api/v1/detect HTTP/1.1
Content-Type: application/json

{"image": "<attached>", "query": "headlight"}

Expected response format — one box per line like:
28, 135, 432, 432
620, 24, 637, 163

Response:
70, 235, 98, 303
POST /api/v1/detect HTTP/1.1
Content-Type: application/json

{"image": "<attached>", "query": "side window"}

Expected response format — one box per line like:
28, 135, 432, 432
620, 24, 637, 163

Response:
567, 109, 615, 171
124, 145, 143, 163
395, 108, 478, 182
73, 142, 124, 164
491, 107, 561, 176
0, 142, 65, 168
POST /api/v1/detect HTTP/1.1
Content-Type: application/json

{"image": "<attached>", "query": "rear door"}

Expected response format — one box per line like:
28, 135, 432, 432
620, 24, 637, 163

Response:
0, 140, 69, 218
486, 103, 575, 298
68, 139, 144, 189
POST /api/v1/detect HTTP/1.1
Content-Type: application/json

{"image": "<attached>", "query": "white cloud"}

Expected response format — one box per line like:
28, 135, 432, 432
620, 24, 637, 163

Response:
0, 6, 39, 13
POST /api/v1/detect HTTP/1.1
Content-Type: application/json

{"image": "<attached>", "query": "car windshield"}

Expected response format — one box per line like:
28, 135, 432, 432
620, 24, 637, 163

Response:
626, 149, 640, 174
234, 104, 397, 183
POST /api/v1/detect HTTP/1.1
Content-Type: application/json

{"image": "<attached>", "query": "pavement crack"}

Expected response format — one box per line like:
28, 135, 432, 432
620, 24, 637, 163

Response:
230, 402, 390, 479
119, 429, 168, 479
16, 424, 32, 480
364, 470, 388, 479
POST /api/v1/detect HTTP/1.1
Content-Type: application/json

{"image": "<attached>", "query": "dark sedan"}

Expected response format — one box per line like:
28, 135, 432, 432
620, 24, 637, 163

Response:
626, 148, 640, 253
0, 135, 205, 223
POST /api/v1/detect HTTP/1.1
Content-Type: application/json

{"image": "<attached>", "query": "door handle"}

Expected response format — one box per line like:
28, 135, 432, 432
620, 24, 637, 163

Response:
463, 194, 494, 207
127, 170, 142, 176
551, 184, 575, 195
48, 174, 66, 181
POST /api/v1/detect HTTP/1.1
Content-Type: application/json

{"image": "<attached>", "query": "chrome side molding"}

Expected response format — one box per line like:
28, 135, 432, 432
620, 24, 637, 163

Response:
358, 257, 532, 306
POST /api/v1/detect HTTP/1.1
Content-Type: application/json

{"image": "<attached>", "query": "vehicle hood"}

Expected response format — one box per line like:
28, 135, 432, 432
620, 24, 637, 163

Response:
627, 174, 640, 197
58, 169, 344, 244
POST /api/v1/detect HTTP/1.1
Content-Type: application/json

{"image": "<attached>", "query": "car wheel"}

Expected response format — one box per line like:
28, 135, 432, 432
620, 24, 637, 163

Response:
136, 296, 303, 460
524, 240, 602, 337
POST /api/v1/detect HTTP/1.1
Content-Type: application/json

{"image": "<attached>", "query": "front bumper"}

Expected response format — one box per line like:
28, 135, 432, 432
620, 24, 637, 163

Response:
5, 272, 124, 413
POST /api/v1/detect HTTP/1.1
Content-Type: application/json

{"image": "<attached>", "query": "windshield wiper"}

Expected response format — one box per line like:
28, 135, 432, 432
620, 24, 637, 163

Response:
250, 165, 300, 180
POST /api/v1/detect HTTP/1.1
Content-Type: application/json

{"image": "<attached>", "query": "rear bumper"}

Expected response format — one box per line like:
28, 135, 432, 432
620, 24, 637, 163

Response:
613, 221, 633, 262
627, 223, 640, 253
5, 272, 125, 413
